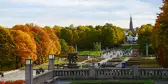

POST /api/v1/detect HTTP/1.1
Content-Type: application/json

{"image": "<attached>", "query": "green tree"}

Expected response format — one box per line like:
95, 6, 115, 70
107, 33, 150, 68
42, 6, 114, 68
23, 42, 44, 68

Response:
94, 42, 101, 51
59, 39, 68, 52
60, 28, 73, 45
138, 24, 154, 55
53, 25, 62, 38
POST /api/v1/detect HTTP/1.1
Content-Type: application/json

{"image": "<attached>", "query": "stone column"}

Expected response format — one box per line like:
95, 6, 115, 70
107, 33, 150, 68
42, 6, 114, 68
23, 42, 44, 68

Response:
133, 65, 139, 79
48, 54, 55, 70
89, 66, 96, 79
25, 59, 33, 84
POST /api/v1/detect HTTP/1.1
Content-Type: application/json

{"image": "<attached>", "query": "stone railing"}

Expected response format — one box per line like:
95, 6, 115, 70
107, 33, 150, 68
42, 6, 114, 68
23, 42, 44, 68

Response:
33, 70, 53, 84
32, 67, 168, 84
138, 68, 168, 79
53, 67, 168, 80
95, 68, 134, 79
53, 69, 90, 80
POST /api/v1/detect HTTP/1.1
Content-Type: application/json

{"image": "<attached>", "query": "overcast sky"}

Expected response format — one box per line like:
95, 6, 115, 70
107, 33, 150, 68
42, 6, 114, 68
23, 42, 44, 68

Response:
0, 0, 163, 28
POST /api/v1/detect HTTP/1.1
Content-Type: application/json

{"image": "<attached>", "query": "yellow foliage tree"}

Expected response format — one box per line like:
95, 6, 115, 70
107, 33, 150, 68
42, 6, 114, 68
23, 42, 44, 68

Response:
43, 27, 61, 55
10, 30, 37, 64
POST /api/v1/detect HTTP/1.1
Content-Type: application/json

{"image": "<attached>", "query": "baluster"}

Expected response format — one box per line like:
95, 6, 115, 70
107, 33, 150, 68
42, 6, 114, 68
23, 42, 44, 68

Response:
117, 70, 120, 76
62, 71, 64, 76
75, 71, 77, 76
141, 70, 144, 77
81, 70, 83, 76
79, 70, 81, 76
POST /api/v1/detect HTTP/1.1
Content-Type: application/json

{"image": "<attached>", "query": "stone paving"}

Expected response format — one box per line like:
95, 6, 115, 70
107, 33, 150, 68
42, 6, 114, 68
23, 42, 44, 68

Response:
0, 70, 36, 81
99, 50, 125, 65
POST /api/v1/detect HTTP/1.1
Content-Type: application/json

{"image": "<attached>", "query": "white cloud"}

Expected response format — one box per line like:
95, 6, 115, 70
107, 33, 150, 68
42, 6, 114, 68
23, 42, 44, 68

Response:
0, 0, 162, 28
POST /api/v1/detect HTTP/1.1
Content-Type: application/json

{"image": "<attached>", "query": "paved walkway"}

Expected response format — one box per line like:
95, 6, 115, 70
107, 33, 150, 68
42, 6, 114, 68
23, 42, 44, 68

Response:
77, 60, 88, 65
99, 50, 123, 65
3, 69, 20, 75
0, 70, 37, 81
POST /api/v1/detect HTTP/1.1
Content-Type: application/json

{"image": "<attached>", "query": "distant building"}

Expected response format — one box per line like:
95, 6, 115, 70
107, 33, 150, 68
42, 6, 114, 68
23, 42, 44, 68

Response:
125, 15, 138, 44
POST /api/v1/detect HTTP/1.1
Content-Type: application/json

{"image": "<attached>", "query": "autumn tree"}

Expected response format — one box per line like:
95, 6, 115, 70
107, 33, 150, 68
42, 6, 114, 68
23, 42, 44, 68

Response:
30, 25, 52, 64
0, 26, 18, 70
44, 26, 61, 54
10, 30, 37, 64
153, 0, 168, 67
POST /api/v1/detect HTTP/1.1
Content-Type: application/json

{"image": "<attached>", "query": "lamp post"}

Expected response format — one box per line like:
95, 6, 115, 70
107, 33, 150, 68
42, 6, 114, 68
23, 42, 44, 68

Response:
146, 44, 149, 57
48, 54, 55, 70
25, 59, 33, 84
75, 45, 78, 53
100, 42, 101, 56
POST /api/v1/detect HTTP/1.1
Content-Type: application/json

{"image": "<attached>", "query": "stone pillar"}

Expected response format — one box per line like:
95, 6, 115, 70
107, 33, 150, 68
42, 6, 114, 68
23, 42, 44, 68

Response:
25, 59, 33, 84
48, 54, 55, 70
89, 66, 96, 79
133, 65, 139, 79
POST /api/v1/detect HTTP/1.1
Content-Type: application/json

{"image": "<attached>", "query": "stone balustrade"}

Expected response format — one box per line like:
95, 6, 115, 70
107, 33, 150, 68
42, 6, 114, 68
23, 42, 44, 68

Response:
32, 68, 168, 84
53, 69, 90, 80
138, 68, 168, 79
52, 68, 168, 80
33, 70, 53, 84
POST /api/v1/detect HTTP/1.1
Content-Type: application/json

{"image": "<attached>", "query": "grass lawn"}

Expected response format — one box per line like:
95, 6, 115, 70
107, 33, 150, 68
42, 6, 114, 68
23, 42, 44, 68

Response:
120, 44, 138, 49
78, 51, 102, 56
71, 80, 154, 84
85, 58, 105, 63
107, 57, 125, 62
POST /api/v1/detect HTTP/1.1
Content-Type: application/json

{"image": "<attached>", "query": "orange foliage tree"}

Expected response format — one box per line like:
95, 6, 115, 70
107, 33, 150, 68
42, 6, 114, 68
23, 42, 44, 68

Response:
153, 0, 168, 67
10, 30, 37, 64
44, 26, 61, 55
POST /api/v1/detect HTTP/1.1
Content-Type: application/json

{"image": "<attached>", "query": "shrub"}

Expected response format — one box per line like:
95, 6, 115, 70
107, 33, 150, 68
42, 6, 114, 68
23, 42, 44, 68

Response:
0, 81, 5, 84
0, 80, 25, 84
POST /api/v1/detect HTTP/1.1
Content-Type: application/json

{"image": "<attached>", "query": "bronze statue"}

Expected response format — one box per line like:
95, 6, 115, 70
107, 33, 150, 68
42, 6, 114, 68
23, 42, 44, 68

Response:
67, 53, 78, 64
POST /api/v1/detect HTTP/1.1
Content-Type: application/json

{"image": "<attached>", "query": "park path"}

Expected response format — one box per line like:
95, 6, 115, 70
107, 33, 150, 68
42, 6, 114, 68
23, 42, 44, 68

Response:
77, 60, 88, 65
3, 69, 20, 75
0, 70, 37, 81
99, 50, 123, 64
